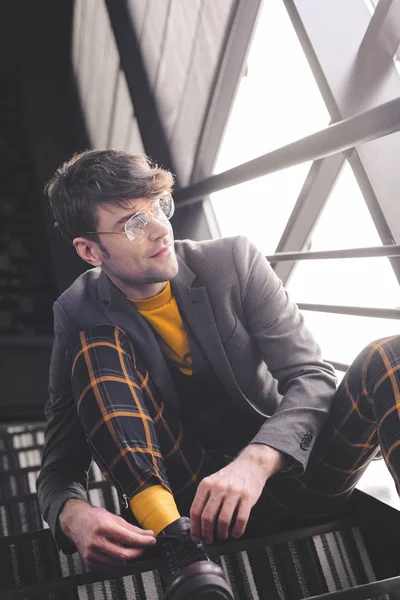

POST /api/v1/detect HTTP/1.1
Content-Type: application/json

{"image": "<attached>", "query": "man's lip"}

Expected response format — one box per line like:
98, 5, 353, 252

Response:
149, 244, 172, 258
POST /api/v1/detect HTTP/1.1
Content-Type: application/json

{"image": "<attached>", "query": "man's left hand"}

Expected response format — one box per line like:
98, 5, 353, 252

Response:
190, 444, 286, 544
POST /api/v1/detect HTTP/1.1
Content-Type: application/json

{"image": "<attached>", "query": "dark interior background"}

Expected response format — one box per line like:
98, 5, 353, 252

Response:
0, 0, 248, 420
0, 2, 88, 418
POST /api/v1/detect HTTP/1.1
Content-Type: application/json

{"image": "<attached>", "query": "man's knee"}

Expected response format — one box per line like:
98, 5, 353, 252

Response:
351, 335, 400, 365
347, 335, 400, 392
80, 323, 128, 340
366, 334, 400, 351
67, 324, 131, 364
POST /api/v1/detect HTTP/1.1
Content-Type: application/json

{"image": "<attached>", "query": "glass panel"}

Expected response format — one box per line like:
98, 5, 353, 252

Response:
210, 0, 330, 253
300, 312, 399, 366
286, 161, 400, 364
210, 164, 312, 255
213, 0, 329, 174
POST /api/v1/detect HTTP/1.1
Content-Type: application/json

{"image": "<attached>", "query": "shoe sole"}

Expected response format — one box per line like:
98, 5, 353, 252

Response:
188, 584, 233, 600
164, 573, 233, 600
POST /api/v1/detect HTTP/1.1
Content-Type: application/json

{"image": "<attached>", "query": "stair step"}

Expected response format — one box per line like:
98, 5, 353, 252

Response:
0, 424, 390, 600
0, 522, 381, 600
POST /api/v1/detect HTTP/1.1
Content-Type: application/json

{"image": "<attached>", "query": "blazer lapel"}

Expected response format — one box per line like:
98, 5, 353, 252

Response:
172, 258, 245, 409
98, 271, 179, 410
97, 257, 246, 412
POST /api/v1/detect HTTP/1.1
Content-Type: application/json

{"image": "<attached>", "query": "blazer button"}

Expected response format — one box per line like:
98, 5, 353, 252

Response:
300, 430, 313, 451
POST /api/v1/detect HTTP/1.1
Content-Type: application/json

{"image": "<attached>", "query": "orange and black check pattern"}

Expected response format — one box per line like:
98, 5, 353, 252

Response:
70, 325, 224, 514
256, 334, 400, 528
70, 326, 400, 529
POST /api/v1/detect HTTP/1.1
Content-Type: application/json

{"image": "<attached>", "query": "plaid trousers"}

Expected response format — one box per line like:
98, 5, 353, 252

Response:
70, 325, 400, 531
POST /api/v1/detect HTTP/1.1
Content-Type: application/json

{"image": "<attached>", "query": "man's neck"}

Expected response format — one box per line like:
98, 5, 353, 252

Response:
106, 271, 167, 300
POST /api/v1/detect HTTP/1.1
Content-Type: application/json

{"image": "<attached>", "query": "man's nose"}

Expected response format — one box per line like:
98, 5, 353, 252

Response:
147, 214, 171, 240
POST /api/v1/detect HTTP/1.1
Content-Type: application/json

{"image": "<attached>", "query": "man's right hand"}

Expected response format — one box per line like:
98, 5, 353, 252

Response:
59, 499, 156, 568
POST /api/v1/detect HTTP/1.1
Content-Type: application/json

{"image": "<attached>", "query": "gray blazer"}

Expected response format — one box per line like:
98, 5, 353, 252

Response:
37, 235, 336, 551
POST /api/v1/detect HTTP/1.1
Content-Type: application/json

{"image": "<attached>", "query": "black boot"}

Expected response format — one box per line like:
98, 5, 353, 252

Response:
157, 517, 233, 600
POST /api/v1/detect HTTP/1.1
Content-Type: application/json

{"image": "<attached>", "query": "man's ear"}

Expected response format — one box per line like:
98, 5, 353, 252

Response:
72, 237, 103, 266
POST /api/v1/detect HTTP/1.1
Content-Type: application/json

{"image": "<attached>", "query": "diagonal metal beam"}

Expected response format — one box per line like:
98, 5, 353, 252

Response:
284, 0, 400, 283
346, 0, 400, 110
360, 0, 400, 62
105, 0, 178, 185
275, 0, 400, 280
190, 0, 262, 241
174, 95, 400, 207
272, 154, 345, 284
190, 0, 263, 184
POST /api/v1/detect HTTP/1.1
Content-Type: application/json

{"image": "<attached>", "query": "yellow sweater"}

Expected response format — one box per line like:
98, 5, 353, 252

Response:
129, 282, 192, 375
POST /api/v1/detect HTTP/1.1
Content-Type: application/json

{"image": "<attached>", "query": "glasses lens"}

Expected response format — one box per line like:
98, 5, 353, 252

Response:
155, 195, 174, 220
124, 196, 174, 244
125, 213, 149, 243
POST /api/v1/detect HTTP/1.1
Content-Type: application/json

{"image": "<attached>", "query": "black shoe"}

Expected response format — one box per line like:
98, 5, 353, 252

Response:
157, 517, 233, 600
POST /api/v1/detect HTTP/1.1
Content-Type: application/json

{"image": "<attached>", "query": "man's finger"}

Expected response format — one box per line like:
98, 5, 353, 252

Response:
200, 493, 223, 544
190, 485, 210, 542
116, 517, 155, 537
231, 500, 251, 539
217, 497, 239, 540
101, 522, 156, 547
100, 537, 148, 562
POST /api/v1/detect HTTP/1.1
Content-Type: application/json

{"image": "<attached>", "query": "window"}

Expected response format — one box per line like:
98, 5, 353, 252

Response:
210, 166, 313, 255
210, 0, 329, 253
286, 161, 400, 365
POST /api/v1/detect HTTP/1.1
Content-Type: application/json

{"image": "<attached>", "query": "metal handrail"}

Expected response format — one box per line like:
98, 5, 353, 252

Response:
298, 303, 400, 319
266, 245, 400, 262
174, 95, 400, 208
327, 360, 349, 372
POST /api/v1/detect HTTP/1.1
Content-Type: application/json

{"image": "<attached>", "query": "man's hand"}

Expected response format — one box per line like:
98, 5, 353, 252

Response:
59, 499, 156, 568
190, 444, 285, 544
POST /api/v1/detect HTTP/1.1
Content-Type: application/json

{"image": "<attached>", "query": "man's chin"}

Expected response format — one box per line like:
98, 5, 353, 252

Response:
166, 257, 179, 280
150, 257, 178, 283
164, 250, 178, 273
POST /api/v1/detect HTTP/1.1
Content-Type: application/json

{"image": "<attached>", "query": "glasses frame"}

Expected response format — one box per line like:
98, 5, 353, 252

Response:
80, 194, 174, 245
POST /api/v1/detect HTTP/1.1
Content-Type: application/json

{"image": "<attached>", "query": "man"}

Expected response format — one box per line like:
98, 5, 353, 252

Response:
37, 150, 400, 600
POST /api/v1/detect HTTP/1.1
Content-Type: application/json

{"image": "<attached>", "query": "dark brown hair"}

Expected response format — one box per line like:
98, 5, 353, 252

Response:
45, 149, 174, 244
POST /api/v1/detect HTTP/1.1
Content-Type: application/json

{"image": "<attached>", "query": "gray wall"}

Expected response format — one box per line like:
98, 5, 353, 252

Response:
73, 0, 238, 185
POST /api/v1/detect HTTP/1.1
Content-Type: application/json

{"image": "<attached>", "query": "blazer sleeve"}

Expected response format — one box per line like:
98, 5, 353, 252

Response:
232, 236, 337, 475
36, 301, 92, 554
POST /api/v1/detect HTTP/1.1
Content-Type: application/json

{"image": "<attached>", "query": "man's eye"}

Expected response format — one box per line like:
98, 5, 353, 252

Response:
126, 214, 147, 230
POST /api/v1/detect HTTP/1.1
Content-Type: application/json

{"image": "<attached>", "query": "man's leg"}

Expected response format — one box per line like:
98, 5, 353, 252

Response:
251, 335, 400, 531
69, 325, 218, 517
69, 324, 233, 599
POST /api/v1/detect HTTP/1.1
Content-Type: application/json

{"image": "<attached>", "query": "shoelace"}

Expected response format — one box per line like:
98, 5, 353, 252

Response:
160, 533, 208, 573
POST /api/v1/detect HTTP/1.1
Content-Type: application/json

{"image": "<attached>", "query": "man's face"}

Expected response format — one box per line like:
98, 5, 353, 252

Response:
93, 197, 179, 296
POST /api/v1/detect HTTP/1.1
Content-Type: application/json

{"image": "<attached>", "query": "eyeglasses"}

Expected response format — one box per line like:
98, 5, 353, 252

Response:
82, 194, 175, 245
